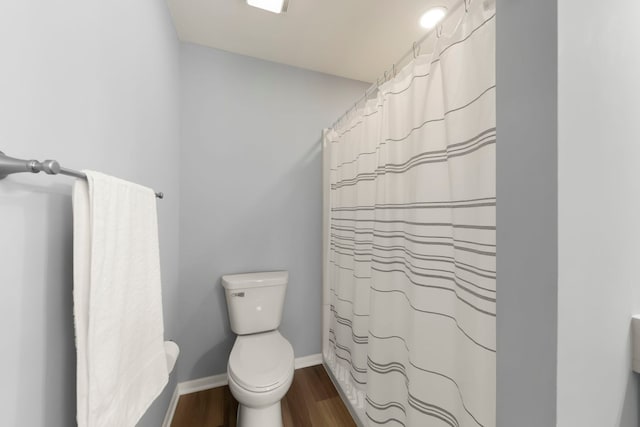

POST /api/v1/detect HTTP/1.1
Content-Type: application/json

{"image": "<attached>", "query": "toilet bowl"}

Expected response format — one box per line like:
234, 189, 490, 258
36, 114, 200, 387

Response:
227, 331, 294, 426
222, 271, 294, 427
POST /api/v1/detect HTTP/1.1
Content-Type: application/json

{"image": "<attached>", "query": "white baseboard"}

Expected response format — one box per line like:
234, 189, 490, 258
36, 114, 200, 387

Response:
322, 359, 366, 427
177, 372, 229, 395
294, 353, 323, 369
161, 386, 180, 427
163, 353, 322, 424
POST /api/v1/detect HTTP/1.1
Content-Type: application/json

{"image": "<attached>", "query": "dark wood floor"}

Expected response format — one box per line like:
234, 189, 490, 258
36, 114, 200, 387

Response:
171, 364, 356, 427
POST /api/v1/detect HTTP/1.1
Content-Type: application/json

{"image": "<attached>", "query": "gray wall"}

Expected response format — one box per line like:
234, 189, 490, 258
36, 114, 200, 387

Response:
178, 43, 369, 380
557, 0, 640, 425
496, 0, 558, 426
0, 1, 181, 426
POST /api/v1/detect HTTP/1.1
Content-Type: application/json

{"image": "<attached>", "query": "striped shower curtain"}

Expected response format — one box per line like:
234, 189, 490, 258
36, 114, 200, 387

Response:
322, 2, 495, 426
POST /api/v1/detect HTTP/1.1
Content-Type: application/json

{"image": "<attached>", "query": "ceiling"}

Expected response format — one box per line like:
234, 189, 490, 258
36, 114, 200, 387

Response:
167, 0, 456, 83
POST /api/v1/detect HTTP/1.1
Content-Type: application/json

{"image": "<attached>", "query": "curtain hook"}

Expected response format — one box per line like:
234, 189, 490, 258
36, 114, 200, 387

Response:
384, 70, 389, 82
412, 42, 418, 59
436, 24, 443, 38
392, 63, 397, 77
464, 0, 470, 13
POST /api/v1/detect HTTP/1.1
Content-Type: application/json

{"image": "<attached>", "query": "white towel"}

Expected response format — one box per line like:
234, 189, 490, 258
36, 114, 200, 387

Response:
73, 171, 168, 427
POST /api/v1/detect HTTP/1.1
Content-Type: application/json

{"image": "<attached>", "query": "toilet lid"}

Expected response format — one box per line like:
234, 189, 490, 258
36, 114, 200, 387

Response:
228, 331, 294, 393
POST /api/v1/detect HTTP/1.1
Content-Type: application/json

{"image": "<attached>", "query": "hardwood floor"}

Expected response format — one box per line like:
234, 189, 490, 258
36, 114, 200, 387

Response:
171, 365, 356, 427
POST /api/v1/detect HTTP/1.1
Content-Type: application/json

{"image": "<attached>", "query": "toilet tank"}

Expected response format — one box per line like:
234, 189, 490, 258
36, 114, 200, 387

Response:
221, 271, 288, 335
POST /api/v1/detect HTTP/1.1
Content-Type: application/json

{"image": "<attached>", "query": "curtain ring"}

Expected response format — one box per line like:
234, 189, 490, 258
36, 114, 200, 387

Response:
436, 24, 443, 38
392, 64, 397, 77
464, 0, 470, 13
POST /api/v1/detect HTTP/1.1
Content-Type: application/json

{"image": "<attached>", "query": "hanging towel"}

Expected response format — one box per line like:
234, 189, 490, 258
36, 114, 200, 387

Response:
73, 171, 169, 427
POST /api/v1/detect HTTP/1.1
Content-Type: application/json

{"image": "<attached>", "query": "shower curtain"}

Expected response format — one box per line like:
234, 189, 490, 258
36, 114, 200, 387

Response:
322, 2, 495, 426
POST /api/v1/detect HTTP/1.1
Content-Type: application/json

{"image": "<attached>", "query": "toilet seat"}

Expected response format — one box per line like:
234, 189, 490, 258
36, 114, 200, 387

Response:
228, 331, 294, 393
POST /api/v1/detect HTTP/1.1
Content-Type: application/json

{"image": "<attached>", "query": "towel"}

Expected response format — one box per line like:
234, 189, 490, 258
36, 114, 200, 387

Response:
73, 171, 169, 427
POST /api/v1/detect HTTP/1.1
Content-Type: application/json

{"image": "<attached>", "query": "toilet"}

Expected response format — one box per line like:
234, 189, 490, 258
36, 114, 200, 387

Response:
222, 271, 295, 427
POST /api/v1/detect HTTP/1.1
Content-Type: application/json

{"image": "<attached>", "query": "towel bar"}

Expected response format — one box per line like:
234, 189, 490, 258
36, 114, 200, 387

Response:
0, 151, 164, 199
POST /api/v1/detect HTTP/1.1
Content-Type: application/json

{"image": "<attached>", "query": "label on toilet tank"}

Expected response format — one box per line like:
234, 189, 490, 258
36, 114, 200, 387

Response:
231, 292, 245, 297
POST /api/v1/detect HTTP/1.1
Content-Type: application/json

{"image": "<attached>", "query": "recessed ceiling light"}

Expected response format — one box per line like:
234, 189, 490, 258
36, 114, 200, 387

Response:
420, 7, 447, 29
246, 0, 289, 14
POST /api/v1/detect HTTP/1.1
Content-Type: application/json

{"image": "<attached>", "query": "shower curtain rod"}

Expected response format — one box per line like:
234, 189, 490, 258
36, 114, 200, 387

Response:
0, 151, 164, 199
331, 0, 466, 130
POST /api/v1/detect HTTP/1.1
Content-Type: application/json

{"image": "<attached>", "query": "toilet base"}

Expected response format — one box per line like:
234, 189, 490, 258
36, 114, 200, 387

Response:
237, 402, 282, 427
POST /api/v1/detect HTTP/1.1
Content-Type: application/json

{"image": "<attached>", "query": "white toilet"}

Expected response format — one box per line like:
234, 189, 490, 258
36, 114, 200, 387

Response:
222, 271, 295, 427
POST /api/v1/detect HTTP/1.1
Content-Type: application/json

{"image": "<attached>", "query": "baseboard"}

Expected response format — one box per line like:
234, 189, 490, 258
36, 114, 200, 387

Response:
164, 353, 323, 424
177, 372, 229, 395
294, 353, 323, 369
322, 358, 366, 427
161, 386, 180, 427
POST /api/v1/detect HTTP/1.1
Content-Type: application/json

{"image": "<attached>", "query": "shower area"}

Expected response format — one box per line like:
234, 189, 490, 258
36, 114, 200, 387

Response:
321, 1, 496, 425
